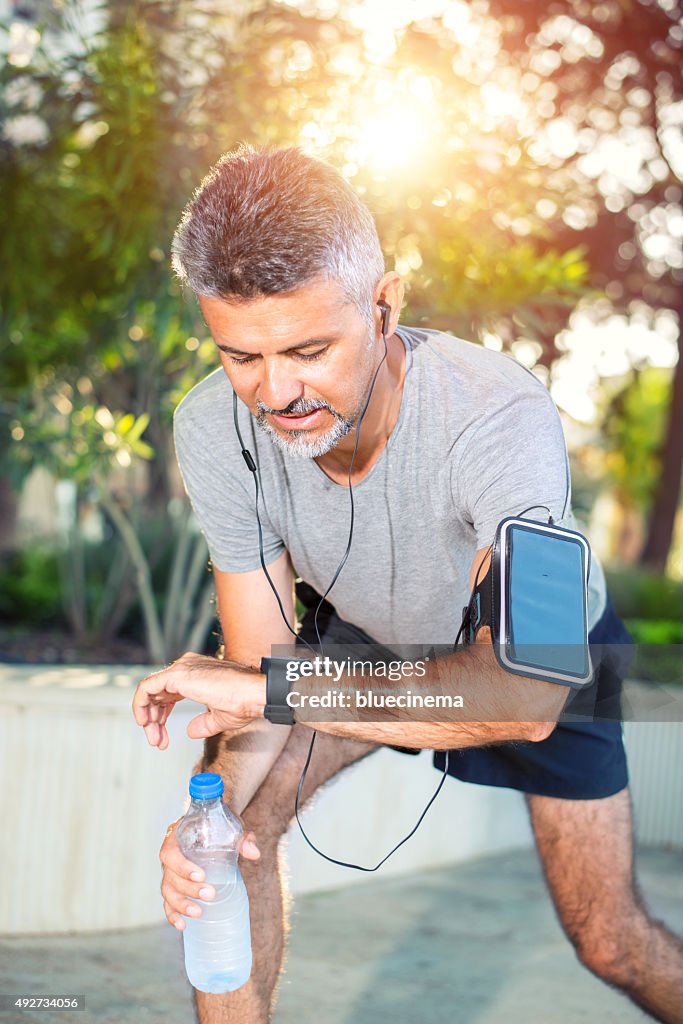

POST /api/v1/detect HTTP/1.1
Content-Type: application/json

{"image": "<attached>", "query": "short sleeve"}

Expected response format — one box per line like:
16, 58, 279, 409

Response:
452, 387, 571, 549
173, 404, 285, 573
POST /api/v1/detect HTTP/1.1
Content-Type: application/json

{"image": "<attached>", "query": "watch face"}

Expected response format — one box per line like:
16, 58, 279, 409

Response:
498, 520, 592, 686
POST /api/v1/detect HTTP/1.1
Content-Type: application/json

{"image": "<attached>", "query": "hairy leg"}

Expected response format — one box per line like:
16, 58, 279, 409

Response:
199, 718, 293, 816
528, 787, 683, 1023
194, 724, 378, 1024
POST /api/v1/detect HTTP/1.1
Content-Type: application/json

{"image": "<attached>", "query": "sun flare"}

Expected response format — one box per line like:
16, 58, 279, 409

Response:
352, 108, 433, 174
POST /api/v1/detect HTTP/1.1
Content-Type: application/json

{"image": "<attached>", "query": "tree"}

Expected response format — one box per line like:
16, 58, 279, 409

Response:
4, 0, 679, 655
0, 0, 367, 655
481, 0, 682, 569
340, 0, 680, 566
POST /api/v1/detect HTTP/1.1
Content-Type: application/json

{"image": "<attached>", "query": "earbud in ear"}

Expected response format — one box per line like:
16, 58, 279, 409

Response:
377, 300, 391, 338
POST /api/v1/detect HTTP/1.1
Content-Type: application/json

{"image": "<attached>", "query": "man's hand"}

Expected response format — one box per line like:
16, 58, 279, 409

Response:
132, 652, 267, 748
160, 817, 261, 931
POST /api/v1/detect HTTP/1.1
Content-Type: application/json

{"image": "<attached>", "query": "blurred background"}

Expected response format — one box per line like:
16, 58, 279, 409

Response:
1, 0, 682, 665
1, 6, 683, 996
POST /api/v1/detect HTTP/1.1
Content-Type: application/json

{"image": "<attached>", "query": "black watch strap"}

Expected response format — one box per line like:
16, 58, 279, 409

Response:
260, 656, 296, 725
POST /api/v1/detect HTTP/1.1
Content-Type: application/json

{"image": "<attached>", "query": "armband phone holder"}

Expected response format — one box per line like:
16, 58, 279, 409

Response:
460, 517, 594, 688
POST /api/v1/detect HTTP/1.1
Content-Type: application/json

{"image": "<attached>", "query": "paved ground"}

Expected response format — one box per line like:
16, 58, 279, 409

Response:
1, 846, 682, 1024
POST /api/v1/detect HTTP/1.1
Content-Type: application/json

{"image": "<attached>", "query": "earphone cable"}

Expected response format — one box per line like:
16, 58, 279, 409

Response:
232, 316, 451, 871
232, 390, 318, 659
311, 324, 390, 650
294, 320, 452, 871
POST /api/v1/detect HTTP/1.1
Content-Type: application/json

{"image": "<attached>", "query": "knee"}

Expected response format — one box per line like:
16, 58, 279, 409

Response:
569, 910, 642, 988
574, 932, 631, 987
240, 784, 293, 850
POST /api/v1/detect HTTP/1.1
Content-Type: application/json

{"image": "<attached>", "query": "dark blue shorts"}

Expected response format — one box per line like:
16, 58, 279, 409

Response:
297, 586, 631, 801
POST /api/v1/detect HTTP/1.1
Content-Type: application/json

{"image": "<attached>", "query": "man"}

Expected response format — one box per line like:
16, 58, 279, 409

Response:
133, 145, 683, 1024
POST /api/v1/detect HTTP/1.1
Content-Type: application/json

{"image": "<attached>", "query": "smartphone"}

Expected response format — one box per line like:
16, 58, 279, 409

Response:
493, 518, 593, 687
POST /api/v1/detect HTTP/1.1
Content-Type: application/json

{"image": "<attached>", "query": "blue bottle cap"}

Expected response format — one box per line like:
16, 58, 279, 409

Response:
189, 772, 224, 800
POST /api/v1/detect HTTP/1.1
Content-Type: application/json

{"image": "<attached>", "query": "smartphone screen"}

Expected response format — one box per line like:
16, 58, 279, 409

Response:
506, 523, 589, 680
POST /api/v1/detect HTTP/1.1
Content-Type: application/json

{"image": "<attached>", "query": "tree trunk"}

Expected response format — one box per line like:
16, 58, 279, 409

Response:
99, 491, 166, 664
0, 475, 18, 552
639, 326, 683, 572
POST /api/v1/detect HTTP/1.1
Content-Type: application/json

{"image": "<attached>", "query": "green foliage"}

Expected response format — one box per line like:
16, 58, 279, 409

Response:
403, 237, 589, 344
607, 569, 683, 682
605, 567, 683, 624
0, 546, 64, 626
626, 637, 683, 686
625, 619, 683, 645
1, 0, 681, 653
602, 368, 671, 511
10, 399, 153, 491
0, 0, 362, 494
0, 515, 218, 659
0, 0, 605, 441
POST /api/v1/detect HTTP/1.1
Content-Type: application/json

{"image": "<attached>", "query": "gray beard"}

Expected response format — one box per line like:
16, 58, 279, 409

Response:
255, 412, 355, 459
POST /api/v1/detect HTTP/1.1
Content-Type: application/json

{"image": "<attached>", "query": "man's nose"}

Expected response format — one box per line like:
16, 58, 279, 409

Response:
258, 358, 304, 412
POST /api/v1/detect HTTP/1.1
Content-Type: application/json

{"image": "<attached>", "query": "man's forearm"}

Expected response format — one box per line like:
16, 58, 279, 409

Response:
132, 644, 567, 754
293, 717, 548, 748
290, 638, 568, 748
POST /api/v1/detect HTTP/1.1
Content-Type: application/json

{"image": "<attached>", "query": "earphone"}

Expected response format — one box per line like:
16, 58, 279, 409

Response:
231, 297, 454, 871
377, 298, 391, 338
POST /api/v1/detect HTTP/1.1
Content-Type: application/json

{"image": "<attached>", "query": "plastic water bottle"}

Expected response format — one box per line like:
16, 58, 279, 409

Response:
175, 772, 252, 994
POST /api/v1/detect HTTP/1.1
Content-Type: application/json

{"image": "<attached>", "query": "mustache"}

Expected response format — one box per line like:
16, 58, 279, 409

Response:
256, 397, 340, 418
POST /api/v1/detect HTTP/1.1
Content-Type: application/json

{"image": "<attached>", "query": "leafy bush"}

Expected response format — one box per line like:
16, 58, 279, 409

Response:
0, 509, 218, 663
0, 547, 64, 626
605, 568, 683, 624
626, 642, 683, 686
604, 570, 683, 683
624, 619, 683, 645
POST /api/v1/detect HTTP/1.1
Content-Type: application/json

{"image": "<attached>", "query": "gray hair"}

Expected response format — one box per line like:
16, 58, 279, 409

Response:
171, 145, 385, 329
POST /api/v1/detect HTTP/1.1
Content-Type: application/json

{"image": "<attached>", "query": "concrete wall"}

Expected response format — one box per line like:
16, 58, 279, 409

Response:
0, 666, 680, 935
624, 721, 683, 848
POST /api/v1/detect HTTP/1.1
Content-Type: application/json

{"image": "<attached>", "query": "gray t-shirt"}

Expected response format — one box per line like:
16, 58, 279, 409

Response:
174, 325, 607, 646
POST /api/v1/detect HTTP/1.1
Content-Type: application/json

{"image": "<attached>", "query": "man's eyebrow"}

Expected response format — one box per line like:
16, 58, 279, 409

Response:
215, 336, 339, 356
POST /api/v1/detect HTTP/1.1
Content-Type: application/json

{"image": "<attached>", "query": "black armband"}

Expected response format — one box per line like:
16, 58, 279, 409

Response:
461, 563, 493, 644
459, 516, 593, 688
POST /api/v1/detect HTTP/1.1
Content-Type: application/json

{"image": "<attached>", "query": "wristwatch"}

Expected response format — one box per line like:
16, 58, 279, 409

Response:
260, 656, 297, 725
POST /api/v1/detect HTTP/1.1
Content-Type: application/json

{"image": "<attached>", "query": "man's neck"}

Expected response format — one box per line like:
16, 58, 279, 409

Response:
313, 332, 406, 485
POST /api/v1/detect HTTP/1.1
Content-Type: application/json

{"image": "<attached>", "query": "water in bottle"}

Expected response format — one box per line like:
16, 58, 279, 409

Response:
175, 772, 252, 994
